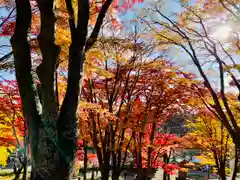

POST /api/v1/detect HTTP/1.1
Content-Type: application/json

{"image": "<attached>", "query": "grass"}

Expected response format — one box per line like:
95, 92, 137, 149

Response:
0, 169, 31, 180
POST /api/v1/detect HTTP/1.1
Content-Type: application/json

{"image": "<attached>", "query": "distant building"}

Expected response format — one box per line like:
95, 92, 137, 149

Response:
161, 115, 188, 137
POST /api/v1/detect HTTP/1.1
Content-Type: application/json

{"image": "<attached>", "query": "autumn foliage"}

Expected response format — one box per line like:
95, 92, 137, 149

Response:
1, 0, 240, 179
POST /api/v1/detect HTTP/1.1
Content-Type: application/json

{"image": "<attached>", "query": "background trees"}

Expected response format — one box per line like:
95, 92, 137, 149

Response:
146, 0, 240, 151
0, 80, 27, 179
0, 0, 240, 179
186, 108, 234, 180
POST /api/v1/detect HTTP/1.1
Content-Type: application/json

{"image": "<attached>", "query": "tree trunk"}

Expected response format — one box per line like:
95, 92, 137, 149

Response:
101, 170, 109, 180
112, 171, 121, 180
22, 164, 27, 180
177, 171, 187, 180
55, 0, 89, 178
83, 141, 88, 180
232, 149, 238, 180
11, 0, 113, 179
13, 162, 23, 180
219, 167, 227, 180
32, 0, 60, 178
91, 170, 95, 180
10, 0, 41, 178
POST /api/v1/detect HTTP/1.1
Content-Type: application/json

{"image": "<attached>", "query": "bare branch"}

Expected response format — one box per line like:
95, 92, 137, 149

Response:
85, 0, 113, 51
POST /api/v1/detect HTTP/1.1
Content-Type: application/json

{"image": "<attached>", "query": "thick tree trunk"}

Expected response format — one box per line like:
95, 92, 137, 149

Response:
56, 2, 89, 177
10, 0, 41, 178
11, 0, 113, 179
30, 0, 61, 179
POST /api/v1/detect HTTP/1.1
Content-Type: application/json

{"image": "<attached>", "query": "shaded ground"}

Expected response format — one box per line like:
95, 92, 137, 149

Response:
1, 168, 240, 179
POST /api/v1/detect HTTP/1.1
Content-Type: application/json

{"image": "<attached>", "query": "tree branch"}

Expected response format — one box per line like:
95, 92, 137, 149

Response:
0, 7, 16, 27
0, 51, 13, 62
85, 0, 113, 51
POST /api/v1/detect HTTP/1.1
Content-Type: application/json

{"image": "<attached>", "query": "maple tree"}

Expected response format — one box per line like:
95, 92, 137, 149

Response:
0, 79, 28, 179
0, 0, 144, 179
2, 0, 239, 179
186, 108, 235, 180
55, 26, 198, 179
146, 0, 240, 153
184, 84, 240, 180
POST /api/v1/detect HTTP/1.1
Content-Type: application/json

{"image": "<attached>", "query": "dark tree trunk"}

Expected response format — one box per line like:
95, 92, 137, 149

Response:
91, 170, 95, 180
99, 156, 110, 180
10, 0, 41, 178
177, 171, 187, 180
219, 166, 227, 180
101, 170, 109, 180
220, 173, 227, 180
112, 171, 121, 180
33, 0, 60, 178
83, 141, 88, 180
13, 166, 23, 180
22, 149, 27, 180
11, 0, 113, 179
232, 148, 239, 180
22, 164, 27, 180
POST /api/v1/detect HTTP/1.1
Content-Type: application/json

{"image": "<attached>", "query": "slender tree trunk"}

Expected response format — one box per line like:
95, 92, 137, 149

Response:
112, 170, 121, 180
163, 153, 170, 180
219, 165, 227, 180
55, 0, 89, 178
83, 141, 88, 180
22, 164, 27, 180
13, 165, 23, 180
100, 152, 110, 180
91, 170, 95, 180
101, 167, 109, 180
136, 133, 143, 180
22, 111, 28, 180
232, 148, 238, 180
22, 140, 27, 180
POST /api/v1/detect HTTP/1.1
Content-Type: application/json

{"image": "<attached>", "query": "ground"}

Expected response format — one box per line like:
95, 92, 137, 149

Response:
1, 168, 240, 179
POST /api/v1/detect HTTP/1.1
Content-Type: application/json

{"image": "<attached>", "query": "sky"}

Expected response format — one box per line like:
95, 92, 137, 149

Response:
120, 0, 239, 93
0, 0, 239, 93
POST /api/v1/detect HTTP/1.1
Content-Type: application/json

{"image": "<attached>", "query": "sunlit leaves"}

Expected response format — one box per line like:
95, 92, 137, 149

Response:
186, 108, 234, 167
55, 28, 71, 46
0, 81, 24, 166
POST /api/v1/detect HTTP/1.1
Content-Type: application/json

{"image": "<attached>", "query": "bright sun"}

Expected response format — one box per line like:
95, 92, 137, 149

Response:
210, 25, 232, 41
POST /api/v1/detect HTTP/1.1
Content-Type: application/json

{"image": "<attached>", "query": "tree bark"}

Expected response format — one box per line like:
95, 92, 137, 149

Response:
219, 164, 227, 180
56, 0, 89, 178
11, 0, 114, 179
232, 148, 239, 180
10, 0, 41, 178
101, 169, 109, 180
32, 0, 60, 178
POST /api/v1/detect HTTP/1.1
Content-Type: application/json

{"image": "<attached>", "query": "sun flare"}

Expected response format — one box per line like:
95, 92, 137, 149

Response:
210, 25, 232, 41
